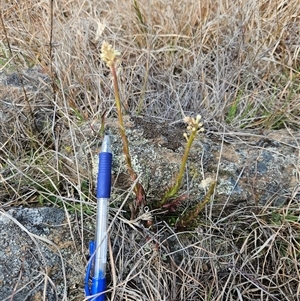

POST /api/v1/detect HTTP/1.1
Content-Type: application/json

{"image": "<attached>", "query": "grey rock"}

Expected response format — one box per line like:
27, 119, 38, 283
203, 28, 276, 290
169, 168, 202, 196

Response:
107, 118, 300, 215
0, 207, 85, 301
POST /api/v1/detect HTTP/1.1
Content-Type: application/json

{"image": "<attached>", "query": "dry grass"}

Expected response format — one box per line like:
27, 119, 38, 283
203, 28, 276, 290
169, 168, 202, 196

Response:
1, 0, 300, 127
0, 0, 300, 300
109, 202, 300, 301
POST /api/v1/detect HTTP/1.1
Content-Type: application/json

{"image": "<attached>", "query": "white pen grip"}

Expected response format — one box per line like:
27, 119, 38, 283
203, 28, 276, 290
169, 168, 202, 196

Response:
94, 198, 108, 278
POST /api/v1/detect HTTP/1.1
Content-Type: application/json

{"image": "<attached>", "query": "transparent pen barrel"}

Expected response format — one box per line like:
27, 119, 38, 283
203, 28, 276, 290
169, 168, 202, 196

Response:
94, 197, 108, 279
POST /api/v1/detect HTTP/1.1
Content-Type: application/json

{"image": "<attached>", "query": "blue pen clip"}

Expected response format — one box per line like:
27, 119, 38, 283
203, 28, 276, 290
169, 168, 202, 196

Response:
85, 241, 106, 301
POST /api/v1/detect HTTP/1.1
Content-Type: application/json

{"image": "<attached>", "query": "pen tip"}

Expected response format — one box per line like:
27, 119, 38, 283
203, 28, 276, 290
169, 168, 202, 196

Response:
101, 135, 111, 153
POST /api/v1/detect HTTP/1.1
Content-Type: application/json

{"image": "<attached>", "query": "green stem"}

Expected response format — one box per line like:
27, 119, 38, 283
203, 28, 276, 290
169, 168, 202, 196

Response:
160, 129, 197, 206
177, 181, 216, 229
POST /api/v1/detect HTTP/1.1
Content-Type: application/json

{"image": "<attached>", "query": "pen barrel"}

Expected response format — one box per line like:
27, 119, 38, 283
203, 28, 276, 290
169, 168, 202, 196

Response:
96, 152, 112, 198
94, 197, 108, 279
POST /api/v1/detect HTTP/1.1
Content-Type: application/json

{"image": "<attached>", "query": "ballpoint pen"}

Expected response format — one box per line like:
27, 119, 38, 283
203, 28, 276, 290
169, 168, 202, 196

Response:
85, 135, 112, 301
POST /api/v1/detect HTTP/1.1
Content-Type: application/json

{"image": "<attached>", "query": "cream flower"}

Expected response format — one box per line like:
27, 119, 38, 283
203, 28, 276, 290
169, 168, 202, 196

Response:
183, 114, 204, 139
100, 41, 121, 67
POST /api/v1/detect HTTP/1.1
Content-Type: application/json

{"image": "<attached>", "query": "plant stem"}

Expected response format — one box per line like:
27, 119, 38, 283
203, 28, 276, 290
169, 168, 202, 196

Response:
110, 62, 139, 195
177, 181, 216, 229
160, 129, 198, 206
